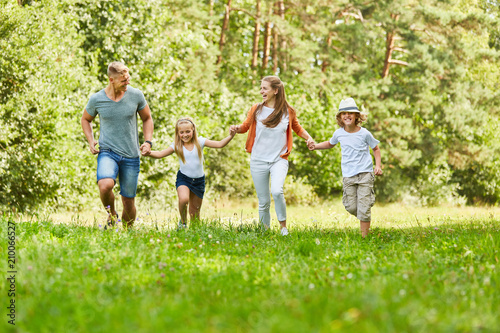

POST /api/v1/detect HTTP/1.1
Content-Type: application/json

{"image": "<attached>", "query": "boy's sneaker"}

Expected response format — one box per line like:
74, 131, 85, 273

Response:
280, 227, 289, 236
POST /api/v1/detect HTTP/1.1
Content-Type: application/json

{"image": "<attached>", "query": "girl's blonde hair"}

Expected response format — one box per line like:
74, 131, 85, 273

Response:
255, 76, 296, 128
336, 112, 368, 128
174, 117, 202, 164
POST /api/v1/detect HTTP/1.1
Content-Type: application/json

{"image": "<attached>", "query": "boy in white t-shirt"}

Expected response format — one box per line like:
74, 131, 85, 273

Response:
309, 98, 382, 237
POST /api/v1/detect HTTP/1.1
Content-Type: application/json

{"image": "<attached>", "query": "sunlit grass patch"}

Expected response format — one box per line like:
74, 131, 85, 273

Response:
3, 203, 500, 332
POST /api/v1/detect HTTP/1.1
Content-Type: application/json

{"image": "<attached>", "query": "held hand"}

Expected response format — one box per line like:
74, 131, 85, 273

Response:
374, 166, 383, 176
89, 141, 100, 155
306, 138, 316, 151
229, 126, 236, 137
140, 142, 152, 156
229, 125, 239, 134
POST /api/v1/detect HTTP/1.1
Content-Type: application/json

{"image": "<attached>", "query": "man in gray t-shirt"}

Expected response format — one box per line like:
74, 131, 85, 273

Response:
81, 62, 154, 228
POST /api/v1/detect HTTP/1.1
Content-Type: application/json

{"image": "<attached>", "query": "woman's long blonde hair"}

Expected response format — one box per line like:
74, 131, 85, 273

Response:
256, 76, 296, 128
174, 117, 202, 164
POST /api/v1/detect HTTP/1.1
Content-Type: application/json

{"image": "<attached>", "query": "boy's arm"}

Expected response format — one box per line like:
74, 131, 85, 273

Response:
147, 147, 174, 159
310, 141, 335, 150
372, 145, 382, 175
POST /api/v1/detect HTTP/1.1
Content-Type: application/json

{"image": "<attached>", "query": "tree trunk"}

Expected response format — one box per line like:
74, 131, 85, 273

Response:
262, 6, 272, 69
322, 32, 333, 72
382, 13, 399, 78
251, 0, 261, 69
272, 23, 278, 73
217, 0, 233, 65
278, 0, 286, 72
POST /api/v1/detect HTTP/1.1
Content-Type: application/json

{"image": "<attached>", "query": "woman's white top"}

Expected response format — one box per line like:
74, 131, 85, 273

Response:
170, 137, 206, 178
251, 106, 289, 162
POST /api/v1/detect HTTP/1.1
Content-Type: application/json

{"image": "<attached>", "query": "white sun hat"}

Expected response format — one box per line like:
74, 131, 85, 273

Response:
337, 97, 360, 116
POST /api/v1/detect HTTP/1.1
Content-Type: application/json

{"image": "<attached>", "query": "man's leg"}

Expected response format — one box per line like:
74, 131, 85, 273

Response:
117, 154, 140, 228
96, 150, 119, 221
121, 196, 136, 228
98, 179, 117, 217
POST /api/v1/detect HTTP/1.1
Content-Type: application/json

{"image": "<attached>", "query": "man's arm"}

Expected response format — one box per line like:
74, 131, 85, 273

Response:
81, 109, 99, 155
138, 105, 154, 155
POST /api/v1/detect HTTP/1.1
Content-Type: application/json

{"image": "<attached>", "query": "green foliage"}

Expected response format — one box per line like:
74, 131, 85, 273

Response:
2, 0, 500, 212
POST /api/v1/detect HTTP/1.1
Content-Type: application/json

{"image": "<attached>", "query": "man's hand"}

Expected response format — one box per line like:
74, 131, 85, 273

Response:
89, 141, 100, 155
374, 166, 383, 176
140, 142, 152, 156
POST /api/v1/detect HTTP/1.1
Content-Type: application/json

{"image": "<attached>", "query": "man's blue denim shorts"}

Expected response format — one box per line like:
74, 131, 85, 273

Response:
97, 149, 140, 198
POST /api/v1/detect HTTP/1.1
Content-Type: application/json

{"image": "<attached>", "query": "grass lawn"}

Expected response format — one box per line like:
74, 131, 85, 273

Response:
2, 200, 500, 332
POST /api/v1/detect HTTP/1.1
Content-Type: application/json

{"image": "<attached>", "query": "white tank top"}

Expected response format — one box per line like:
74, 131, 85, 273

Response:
170, 137, 206, 178
251, 106, 289, 162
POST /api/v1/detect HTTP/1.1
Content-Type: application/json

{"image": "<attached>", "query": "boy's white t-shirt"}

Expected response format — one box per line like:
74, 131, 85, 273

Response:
251, 106, 289, 162
329, 127, 379, 178
170, 137, 206, 178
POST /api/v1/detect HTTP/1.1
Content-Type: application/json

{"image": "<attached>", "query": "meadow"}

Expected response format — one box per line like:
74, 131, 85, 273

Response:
2, 200, 500, 332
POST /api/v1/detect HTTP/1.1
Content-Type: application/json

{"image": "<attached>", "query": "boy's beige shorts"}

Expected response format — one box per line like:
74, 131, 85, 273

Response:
342, 172, 375, 222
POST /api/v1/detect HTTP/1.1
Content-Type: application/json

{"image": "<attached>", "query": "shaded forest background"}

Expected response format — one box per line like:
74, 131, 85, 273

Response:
1, 0, 500, 212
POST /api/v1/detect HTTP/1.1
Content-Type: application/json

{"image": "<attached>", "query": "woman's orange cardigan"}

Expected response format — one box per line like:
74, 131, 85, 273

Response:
239, 103, 306, 160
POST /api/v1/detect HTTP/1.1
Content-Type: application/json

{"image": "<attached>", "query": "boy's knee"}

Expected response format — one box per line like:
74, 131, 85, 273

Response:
344, 203, 357, 216
342, 194, 357, 216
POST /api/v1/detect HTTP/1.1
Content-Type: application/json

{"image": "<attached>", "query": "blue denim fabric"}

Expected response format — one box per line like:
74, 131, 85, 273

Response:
175, 170, 205, 199
97, 149, 140, 198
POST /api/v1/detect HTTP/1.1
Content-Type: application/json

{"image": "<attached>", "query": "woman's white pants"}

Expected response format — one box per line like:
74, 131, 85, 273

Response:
250, 158, 288, 228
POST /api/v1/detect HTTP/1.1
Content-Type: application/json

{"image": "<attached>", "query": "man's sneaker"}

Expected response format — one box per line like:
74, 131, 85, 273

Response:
177, 220, 187, 230
280, 227, 289, 236
104, 214, 119, 230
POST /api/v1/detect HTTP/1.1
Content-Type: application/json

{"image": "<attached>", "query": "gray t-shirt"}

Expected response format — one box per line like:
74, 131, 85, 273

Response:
329, 127, 380, 178
86, 87, 147, 158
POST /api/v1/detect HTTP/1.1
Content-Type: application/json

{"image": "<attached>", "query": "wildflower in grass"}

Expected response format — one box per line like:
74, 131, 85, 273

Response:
315, 238, 320, 245
208, 234, 212, 239
309, 283, 315, 289
161, 273, 165, 278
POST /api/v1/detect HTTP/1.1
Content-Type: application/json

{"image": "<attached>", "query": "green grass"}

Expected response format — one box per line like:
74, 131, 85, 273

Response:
1, 202, 500, 332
